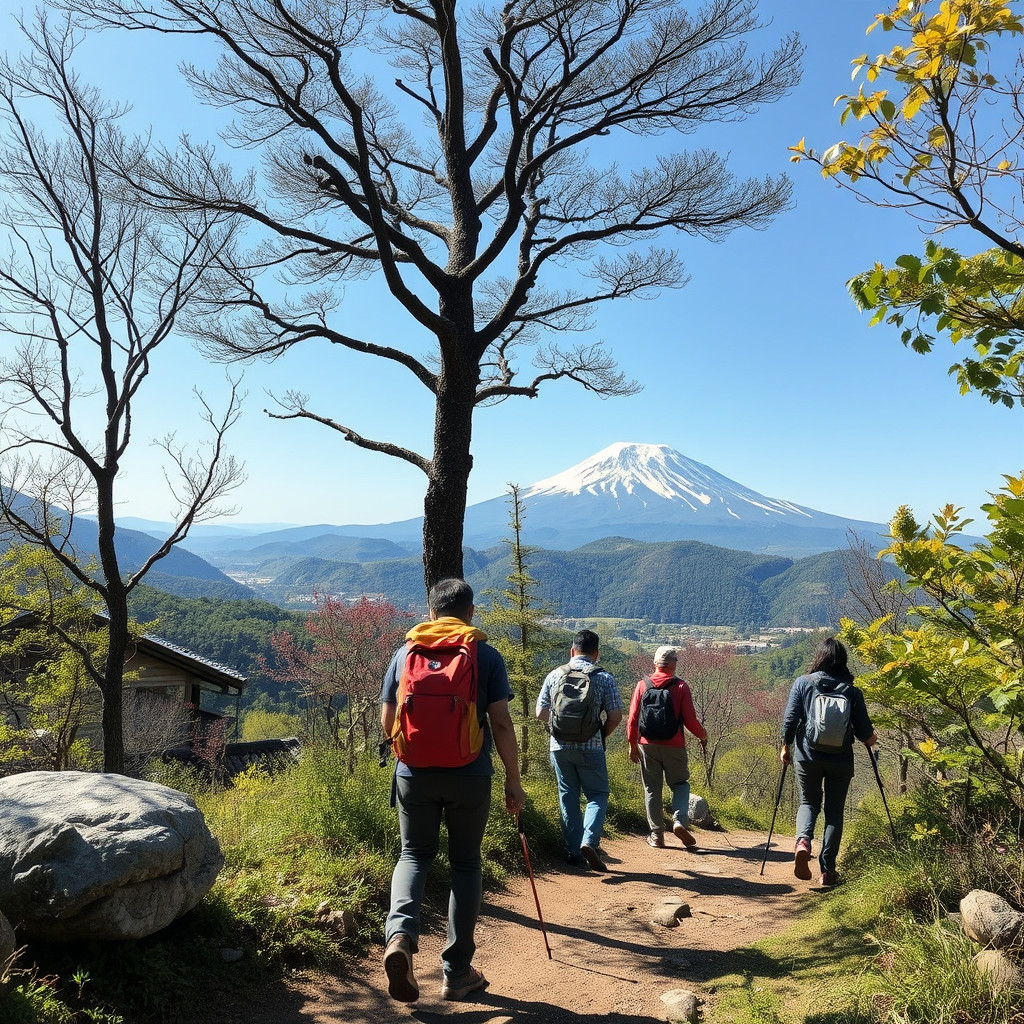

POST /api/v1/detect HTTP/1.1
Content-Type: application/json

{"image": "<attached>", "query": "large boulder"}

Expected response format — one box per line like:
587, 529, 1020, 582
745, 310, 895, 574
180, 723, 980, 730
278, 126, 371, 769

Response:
0, 771, 223, 941
960, 890, 1024, 950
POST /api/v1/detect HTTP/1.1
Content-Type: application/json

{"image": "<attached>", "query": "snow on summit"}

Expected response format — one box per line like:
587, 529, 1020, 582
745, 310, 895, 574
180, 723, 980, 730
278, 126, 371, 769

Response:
525, 442, 812, 521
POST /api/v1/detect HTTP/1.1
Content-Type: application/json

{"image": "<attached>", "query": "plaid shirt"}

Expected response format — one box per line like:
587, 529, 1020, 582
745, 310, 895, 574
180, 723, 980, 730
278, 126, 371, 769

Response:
536, 655, 622, 752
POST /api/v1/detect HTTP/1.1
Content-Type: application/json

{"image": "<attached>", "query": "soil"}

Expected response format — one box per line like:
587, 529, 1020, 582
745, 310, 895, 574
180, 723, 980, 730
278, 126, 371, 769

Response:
204, 826, 813, 1024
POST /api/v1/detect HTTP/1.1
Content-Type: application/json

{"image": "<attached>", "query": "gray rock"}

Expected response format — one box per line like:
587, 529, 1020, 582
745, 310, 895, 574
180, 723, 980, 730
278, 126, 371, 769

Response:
651, 897, 692, 928
688, 794, 710, 827
660, 988, 701, 1022
960, 890, 1024, 950
974, 949, 1024, 994
0, 771, 223, 941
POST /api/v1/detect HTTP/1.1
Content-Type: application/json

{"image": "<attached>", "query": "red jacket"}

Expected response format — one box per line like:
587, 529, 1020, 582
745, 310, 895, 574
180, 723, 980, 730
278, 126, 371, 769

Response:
626, 670, 707, 748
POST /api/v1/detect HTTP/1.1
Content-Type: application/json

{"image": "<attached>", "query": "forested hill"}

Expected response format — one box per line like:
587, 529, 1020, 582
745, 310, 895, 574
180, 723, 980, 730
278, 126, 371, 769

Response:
246, 536, 890, 629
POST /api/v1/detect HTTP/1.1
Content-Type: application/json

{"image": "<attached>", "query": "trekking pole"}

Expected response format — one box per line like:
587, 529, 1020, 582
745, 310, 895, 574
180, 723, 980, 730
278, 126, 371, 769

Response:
517, 812, 552, 959
759, 759, 788, 876
866, 744, 898, 843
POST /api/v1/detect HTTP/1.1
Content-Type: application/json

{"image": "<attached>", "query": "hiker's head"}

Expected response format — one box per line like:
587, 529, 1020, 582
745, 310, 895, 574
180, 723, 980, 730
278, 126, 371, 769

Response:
428, 578, 474, 622
572, 629, 600, 659
808, 637, 853, 680
653, 645, 680, 670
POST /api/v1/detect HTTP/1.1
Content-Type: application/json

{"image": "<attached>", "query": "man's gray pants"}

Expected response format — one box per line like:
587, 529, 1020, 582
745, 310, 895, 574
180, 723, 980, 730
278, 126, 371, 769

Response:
386, 773, 491, 979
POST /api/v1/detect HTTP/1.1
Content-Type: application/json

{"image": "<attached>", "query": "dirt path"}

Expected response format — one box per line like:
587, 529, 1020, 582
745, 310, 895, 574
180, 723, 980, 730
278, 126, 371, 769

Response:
211, 828, 808, 1023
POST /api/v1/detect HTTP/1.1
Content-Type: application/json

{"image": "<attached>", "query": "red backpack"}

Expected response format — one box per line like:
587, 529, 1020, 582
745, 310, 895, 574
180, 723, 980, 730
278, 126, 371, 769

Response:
389, 640, 483, 768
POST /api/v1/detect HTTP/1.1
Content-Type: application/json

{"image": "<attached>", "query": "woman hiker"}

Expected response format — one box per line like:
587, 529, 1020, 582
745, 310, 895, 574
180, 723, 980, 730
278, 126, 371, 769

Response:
780, 637, 877, 888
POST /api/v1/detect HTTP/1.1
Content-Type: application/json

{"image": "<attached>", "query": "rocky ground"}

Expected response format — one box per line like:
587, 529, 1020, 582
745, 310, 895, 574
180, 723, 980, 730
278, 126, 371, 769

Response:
203, 826, 815, 1023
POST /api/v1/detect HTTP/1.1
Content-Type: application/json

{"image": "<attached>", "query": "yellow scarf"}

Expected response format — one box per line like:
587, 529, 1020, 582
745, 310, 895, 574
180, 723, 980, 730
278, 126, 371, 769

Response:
406, 616, 486, 647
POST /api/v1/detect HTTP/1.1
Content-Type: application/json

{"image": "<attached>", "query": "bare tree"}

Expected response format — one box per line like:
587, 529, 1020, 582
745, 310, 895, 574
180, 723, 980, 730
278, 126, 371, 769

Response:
68, 0, 802, 591
0, 15, 245, 773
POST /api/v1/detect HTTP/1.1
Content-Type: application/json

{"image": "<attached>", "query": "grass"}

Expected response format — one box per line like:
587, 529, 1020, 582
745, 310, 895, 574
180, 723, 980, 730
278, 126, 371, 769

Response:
7, 747, 1024, 1023
703, 794, 1024, 1024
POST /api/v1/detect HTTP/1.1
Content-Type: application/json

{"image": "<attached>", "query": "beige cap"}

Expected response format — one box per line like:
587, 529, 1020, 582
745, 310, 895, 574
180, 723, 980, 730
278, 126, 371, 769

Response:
654, 645, 680, 666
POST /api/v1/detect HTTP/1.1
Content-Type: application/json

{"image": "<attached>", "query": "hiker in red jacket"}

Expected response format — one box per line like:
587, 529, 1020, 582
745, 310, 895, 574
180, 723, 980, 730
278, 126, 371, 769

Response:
626, 646, 707, 849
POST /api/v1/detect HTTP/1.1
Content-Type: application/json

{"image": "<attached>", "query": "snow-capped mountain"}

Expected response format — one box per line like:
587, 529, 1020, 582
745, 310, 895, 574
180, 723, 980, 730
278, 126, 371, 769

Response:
523, 442, 814, 522
458, 441, 885, 555
180, 441, 889, 559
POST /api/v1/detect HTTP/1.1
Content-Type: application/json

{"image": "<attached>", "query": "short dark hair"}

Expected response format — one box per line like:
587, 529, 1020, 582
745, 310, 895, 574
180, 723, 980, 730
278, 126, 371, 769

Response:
572, 629, 599, 657
428, 578, 474, 619
808, 637, 853, 682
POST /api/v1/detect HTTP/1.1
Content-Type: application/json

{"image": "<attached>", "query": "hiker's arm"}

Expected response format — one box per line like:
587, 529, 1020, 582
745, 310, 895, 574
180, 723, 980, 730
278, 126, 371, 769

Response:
779, 678, 804, 762
381, 703, 396, 735
489, 699, 527, 813
602, 709, 622, 739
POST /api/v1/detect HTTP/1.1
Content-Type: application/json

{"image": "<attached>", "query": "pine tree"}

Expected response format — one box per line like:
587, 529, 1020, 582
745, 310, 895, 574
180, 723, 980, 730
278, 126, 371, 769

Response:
478, 486, 561, 777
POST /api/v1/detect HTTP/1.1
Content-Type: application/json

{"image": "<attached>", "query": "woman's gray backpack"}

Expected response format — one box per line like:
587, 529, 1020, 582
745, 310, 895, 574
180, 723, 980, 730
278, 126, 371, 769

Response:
804, 674, 853, 751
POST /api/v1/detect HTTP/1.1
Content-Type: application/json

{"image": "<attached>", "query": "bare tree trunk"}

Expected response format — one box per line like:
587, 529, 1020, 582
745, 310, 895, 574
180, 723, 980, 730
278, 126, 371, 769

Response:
422, 328, 477, 591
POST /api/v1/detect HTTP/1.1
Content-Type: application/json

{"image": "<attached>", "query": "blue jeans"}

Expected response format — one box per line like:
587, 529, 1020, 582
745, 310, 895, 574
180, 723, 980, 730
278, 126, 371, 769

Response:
638, 742, 691, 831
550, 745, 609, 855
794, 757, 854, 874
386, 773, 491, 978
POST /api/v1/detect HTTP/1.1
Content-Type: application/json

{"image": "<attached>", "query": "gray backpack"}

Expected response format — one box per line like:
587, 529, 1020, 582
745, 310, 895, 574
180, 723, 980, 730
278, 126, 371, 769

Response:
804, 675, 853, 752
548, 664, 603, 743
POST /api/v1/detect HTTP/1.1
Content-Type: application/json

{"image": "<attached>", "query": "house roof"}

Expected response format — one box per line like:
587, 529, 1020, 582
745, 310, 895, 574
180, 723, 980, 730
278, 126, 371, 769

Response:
132, 632, 247, 695
1, 611, 247, 695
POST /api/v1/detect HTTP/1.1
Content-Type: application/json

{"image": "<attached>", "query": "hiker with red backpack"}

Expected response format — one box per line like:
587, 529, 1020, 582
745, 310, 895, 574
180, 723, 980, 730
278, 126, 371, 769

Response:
780, 636, 877, 889
380, 578, 526, 1004
626, 645, 707, 849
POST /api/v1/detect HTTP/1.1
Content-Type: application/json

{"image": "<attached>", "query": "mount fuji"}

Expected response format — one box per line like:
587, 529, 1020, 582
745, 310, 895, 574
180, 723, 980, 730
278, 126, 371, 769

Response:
459, 442, 887, 555
186, 442, 888, 560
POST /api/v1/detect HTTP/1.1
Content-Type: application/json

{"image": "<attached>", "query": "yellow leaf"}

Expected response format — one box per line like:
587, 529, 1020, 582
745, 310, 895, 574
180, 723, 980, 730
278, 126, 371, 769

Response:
919, 737, 938, 756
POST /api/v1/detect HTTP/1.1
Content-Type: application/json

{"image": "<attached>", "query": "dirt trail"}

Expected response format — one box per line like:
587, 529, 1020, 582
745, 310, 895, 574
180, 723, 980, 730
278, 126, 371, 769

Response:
208, 828, 809, 1023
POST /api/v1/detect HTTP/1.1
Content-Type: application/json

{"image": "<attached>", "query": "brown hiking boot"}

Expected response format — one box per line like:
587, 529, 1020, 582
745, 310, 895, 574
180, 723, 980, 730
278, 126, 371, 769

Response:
794, 838, 812, 881
672, 821, 697, 848
383, 933, 418, 1003
580, 844, 608, 872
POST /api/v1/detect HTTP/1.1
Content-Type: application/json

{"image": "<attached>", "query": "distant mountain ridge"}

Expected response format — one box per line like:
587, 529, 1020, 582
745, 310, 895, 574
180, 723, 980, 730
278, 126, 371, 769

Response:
238, 535, 881, 628
165, 441, 890, 560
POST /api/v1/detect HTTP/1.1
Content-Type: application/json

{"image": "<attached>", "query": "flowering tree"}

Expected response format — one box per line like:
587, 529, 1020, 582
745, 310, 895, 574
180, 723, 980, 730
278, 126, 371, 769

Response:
263, 594, 409, 767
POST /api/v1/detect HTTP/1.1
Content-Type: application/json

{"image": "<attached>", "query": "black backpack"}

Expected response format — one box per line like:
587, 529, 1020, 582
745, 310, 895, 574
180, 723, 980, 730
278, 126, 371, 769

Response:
548, 664, 603, 743
637, 676, 682, 741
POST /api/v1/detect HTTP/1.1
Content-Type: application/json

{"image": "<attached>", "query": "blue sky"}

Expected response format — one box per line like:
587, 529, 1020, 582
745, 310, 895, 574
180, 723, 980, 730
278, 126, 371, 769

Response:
11, 1, 1024, 533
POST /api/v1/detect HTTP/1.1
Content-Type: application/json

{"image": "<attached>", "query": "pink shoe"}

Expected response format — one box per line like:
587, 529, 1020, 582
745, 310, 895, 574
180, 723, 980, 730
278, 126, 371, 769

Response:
794, 838, 812, 881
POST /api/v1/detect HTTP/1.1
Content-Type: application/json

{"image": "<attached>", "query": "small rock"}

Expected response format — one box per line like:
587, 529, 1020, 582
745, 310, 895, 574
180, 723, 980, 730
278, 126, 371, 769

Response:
220, 948, 244, 963
651, 897, 691, 928
961, 890, 1024, 950
974, 949, 1024, 994
688, 795, 710, 827
661, 987, 701, 1023
323, 909, 356, 937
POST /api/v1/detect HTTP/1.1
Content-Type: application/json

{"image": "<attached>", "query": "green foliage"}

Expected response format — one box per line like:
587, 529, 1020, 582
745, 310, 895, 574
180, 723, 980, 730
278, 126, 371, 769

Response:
842, 479, 1024, 822
0, 544, 110, 772
477, 486, 564, 778
240, 708, 302, 740
793, 1, 1024, 408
